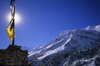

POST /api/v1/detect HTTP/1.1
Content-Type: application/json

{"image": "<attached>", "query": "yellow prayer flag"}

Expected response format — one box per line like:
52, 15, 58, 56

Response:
7, 19, 15, 42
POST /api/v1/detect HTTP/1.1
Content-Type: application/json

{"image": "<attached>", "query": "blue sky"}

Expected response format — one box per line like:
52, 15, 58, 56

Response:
0, 0, 100, 49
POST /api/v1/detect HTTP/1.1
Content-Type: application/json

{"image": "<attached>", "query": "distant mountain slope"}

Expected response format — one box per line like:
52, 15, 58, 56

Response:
27, 25, 100, 66
21, 45, 43, 53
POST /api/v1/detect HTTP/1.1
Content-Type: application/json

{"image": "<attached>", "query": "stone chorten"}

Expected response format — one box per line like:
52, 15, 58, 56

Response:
0, 45, 31, 66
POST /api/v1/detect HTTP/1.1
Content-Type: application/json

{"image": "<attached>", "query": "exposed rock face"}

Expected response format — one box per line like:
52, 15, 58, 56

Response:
0, 45, 31, 66
44, 47, 100, 66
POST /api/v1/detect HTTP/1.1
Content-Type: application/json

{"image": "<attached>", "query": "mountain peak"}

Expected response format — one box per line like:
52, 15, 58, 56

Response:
85, 25, 100, 32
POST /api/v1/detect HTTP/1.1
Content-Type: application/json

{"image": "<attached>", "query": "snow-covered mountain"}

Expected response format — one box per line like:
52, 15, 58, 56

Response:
23, 25, 100, 66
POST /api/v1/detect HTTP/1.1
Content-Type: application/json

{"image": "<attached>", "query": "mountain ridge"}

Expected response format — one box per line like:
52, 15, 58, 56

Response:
22, 25, 100, 66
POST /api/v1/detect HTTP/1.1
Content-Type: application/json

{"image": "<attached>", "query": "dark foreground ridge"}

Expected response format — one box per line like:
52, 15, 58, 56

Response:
0, 45, 31, 66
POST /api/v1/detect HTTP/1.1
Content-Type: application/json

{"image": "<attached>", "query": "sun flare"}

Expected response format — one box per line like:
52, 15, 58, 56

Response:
7, 13, 21, 24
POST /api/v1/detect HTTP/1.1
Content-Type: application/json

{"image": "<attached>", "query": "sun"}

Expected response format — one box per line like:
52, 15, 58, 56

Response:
7, 13, 21, 24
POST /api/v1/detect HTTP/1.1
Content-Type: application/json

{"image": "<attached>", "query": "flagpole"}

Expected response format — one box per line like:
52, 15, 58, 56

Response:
12, 0, 15, 47
12, 19, 14, 47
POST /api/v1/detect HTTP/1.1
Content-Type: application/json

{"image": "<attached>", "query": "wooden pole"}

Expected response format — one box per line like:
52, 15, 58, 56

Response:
12, 0, 15, 47
12, 19, 15, 47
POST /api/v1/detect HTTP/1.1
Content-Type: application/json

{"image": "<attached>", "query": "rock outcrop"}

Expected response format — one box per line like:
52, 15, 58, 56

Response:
0, 45, 31, 66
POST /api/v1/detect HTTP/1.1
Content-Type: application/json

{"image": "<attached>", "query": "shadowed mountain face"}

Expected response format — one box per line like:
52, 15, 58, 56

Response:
35, 47, 100, 66
22, 25, 100, 66
44, 47, 100, 66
